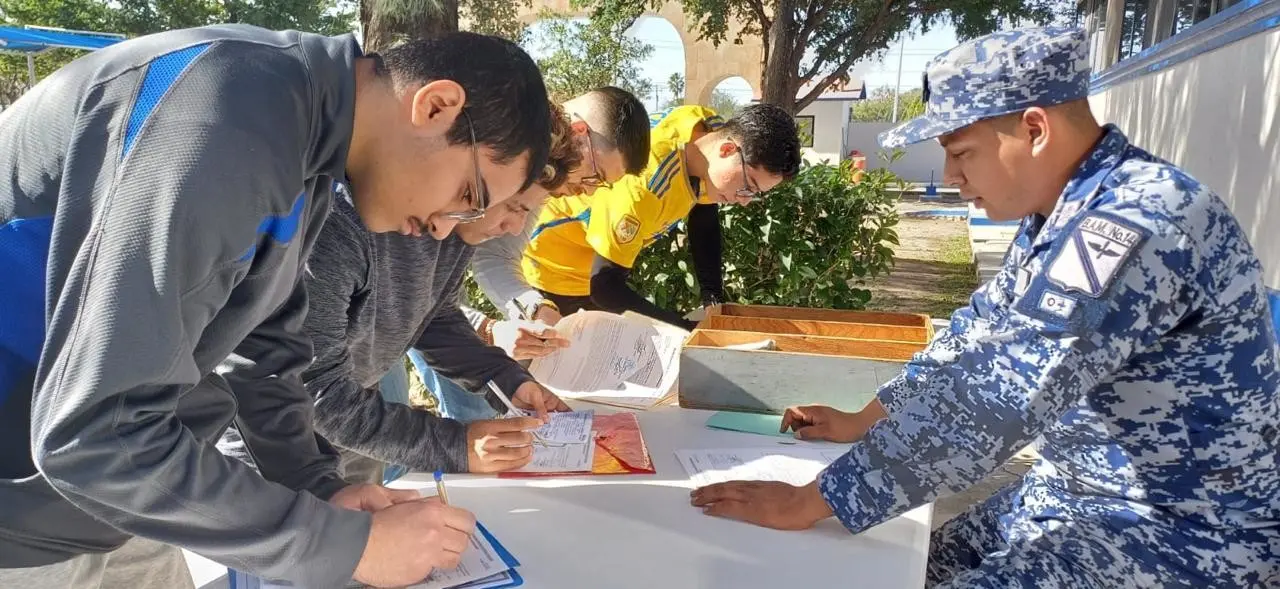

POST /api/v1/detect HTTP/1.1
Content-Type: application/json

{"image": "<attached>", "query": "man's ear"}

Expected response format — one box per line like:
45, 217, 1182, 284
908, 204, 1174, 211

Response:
409, 79, 466, 132
718, 140, 738, 158
570, 120, 590, 136
1023, 107, 1051, 157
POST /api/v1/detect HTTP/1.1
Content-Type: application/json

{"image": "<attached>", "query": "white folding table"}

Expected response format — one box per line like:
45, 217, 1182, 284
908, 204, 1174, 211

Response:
186, 405, 932, 588
391, 405, 931, 588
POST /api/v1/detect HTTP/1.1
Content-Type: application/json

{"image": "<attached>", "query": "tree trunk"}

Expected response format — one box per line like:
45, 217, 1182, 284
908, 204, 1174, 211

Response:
361, 0, 459, 54
759, 0, 800, 115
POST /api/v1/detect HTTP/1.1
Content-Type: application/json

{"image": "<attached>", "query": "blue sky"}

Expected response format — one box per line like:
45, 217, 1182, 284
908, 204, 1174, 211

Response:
526, 17, 960, 110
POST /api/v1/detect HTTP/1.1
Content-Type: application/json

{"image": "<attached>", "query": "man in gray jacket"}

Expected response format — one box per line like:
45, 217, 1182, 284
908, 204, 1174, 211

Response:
0, 25, 551, 589
268, 105, 587, 487
241, 178, 572, 488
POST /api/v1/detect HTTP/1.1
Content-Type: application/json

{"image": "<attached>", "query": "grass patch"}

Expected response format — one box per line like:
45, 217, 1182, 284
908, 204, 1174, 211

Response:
863, 229, 979, 318
938, 234, 975, 265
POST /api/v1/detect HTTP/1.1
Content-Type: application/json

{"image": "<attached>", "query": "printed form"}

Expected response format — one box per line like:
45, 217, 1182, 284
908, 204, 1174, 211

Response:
513, 435, 596, 473
529, 310, 686, 408
675, 448, 848, 488
532, 410, 593, 445
410, 525, 515, 589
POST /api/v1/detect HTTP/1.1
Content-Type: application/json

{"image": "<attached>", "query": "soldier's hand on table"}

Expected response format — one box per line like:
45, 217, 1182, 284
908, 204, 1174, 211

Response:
492, 320, 569, 360
329, 484, 423, 512
512, 381, 570, 420
691, 480, 833, 530
782, 401, 886, 443
354, 496, 476, 587
466, 417, 541, 473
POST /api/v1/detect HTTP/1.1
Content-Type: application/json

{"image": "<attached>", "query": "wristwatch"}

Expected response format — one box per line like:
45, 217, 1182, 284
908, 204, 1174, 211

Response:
533, 298, 559, 317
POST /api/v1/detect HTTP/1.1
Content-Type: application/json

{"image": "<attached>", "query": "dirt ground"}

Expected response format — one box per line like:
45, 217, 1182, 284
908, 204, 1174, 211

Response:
861, 202, 978, 318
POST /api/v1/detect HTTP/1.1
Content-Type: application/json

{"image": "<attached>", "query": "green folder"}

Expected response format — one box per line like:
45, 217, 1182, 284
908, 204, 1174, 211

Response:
705, 411, 792, 438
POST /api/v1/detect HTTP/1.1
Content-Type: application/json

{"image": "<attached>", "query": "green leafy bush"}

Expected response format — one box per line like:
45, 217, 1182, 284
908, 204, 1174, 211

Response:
463, 270, 501, 317
630, 159, 902, 311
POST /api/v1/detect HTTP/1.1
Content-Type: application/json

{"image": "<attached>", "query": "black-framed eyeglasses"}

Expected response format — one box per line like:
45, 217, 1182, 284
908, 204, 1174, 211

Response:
734, 143, 762, 200
572, 112, 611, 189
441, 110, 490, 223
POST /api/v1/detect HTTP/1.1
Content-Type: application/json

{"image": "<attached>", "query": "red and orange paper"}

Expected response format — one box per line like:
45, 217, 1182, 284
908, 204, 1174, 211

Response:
498, 412, 655, 478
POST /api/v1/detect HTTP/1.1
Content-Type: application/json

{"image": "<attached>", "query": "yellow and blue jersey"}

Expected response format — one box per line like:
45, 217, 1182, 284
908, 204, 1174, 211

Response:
521, 105, 723, 296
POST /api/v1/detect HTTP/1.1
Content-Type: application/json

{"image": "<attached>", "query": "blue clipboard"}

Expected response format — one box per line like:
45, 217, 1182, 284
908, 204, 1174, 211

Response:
464, 522, 523, 588
227, 522, 523, 589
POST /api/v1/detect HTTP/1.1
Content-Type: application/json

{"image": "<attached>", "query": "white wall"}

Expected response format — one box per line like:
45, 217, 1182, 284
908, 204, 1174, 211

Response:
797, 100, 848, 165
1088, 27, 1280, 288
845, 122, 946, 184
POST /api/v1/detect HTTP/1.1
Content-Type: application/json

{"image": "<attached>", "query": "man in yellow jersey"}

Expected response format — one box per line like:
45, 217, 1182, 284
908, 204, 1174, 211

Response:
521, 102, 802, 328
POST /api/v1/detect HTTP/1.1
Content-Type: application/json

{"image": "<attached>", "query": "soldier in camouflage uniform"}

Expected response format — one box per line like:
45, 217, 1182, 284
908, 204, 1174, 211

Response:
691, 26, 1280, 588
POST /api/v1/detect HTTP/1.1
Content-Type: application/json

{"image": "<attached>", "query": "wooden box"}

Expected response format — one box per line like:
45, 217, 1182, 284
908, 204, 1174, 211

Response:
676, 305, 933, 414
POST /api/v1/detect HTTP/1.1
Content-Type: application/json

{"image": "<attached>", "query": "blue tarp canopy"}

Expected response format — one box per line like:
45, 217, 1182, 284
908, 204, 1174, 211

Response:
0, 25, 124, 54
0, 25, 124, 86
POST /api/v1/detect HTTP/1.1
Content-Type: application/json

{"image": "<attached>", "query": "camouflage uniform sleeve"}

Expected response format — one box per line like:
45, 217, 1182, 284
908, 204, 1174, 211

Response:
875, 276, 1007, 415
818, 197, 1205, 534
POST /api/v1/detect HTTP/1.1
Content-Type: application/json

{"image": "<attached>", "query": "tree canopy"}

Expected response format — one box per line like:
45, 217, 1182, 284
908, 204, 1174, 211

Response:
577, 0, 1073, 113
531, 11, 654, 102
0, 0, 356, 104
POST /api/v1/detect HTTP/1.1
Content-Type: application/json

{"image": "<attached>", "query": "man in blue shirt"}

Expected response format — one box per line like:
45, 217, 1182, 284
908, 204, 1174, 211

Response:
692, 27, 1280, 588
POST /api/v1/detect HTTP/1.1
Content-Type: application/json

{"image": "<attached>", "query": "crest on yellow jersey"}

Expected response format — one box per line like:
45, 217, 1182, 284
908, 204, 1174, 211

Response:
614, 214, 641, 244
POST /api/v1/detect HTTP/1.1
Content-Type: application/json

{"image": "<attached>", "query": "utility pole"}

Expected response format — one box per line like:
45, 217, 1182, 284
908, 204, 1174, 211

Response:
891, 35, 906, 123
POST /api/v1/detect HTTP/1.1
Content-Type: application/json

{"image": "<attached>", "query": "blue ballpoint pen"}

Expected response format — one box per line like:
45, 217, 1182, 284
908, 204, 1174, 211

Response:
433, 470, 449, 505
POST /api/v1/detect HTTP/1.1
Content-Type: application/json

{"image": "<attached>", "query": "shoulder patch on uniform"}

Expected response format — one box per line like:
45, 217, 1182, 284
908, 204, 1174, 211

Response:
614, 214, 641, 244
1046, 213, 1146, 298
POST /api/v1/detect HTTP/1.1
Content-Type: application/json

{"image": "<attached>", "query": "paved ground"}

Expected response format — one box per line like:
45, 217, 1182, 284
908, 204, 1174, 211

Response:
865, 201, 1037, 529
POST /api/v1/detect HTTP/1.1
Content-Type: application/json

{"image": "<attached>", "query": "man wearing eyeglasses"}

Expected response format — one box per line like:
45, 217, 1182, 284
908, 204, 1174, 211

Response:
0, 27, 552, 589
219, 103, 582, 488
519, 103, 803, 329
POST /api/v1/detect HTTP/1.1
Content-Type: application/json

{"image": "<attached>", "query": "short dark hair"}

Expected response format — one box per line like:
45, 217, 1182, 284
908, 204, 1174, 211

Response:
586, 86, 650, 175
378, 33, 551, 191
722, 103, 802, 180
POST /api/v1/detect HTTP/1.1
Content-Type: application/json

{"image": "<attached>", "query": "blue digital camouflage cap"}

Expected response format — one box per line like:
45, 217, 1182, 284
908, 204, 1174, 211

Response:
879, 26, 1092, 148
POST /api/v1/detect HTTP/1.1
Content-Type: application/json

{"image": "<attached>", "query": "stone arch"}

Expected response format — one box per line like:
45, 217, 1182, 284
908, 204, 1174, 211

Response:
510, 0, 762, 106
692, 73, 756, 109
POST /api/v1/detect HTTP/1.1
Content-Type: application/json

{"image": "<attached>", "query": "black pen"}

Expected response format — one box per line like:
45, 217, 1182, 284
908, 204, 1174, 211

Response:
512, 297, 535, 322
511, 298, 552, 343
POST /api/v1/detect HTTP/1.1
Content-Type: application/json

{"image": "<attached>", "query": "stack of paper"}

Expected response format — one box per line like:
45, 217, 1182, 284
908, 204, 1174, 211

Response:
510, 410, 596, 474
529, 310, 689, 410
674, 447, 848, 488
410, 523, 523, 589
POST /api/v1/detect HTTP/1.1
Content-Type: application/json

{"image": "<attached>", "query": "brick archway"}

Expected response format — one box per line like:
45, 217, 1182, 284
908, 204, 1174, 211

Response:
508, 0, 762, 106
